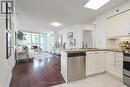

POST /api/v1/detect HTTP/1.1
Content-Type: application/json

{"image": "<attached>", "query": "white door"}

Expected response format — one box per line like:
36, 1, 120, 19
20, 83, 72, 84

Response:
95, 52, 105, 73
83, 30, 93, 48
86, 52, 95, 76
105, 52, 115, 74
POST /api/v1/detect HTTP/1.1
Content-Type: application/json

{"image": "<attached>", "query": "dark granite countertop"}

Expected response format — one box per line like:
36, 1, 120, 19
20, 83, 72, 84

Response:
62, 48, 124, 53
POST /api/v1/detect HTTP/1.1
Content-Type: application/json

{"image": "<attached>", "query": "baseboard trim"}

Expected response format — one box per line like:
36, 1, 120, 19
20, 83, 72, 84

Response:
105, 71, 123, 82
6, 71, 12, 87
86, 72, 105, 78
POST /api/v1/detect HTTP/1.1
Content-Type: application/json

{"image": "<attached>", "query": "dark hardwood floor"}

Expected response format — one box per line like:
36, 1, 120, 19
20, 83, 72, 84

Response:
10, 55, 65, 87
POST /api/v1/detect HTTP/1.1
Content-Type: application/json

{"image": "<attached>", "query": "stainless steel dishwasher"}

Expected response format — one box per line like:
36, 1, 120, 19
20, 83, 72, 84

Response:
67, 52, 86, 82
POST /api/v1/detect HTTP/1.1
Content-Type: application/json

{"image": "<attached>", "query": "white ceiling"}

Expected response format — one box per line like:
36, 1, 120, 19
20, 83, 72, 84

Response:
15, 0, 128, 32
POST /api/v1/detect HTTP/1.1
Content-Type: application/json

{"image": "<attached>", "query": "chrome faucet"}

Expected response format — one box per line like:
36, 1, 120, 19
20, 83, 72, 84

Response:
86, 43, 88, 48
82, 42, 85, 48
63, 43, 66, 49
82, 42, 88, 48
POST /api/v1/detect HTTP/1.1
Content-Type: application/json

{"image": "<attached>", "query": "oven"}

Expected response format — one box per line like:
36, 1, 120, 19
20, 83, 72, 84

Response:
123, 52, 130, 86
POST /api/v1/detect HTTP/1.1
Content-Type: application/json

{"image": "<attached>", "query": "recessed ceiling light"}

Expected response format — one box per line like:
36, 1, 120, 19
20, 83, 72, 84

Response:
84, 0, 110, 10
51, 22, 62, 27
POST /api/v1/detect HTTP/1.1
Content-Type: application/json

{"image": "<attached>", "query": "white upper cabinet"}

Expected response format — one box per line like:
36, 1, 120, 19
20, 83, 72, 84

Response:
107, 10, 130, 37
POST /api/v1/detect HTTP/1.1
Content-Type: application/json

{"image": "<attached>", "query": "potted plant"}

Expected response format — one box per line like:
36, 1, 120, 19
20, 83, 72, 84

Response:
16, 31, 26, 45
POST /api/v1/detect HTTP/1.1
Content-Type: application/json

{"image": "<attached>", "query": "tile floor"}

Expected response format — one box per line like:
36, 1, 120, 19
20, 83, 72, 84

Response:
52, 74, 128, 87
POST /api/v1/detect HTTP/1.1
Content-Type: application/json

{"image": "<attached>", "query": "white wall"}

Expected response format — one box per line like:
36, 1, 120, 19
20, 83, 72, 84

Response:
58, 24, 95, 49
0, 16, 16, 87
95, 0, 130, 48
47, 32, 55, 52
95, 15, 107, 48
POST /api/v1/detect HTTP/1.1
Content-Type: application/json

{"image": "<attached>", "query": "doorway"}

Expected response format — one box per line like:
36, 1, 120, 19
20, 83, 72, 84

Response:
83, 30, 93, 48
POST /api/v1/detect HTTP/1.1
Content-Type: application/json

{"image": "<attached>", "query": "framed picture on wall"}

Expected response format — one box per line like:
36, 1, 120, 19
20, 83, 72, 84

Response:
5, 2, 12, 32
67, 32, 73, 39
70, 39, 76, 46
1, 1, 14, 14
6, 32, 11, 59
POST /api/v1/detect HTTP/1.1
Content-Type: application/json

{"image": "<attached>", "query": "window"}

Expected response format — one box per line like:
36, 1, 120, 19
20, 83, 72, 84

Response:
17, 31, 54, 52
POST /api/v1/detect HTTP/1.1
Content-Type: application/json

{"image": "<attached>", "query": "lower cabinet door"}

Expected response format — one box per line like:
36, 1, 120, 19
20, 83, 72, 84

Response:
95, 52, 105, 73
86, 52, 95, 76
115, 58, 123, 79
105, 52, 115, 74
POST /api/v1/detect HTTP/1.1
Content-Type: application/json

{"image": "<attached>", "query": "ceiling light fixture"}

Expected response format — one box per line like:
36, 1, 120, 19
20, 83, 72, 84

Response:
51, 22, 62, 27
84, 0, 110, 10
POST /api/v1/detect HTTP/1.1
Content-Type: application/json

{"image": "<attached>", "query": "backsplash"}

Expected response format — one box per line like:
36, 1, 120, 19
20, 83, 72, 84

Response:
107, 37, 130, 49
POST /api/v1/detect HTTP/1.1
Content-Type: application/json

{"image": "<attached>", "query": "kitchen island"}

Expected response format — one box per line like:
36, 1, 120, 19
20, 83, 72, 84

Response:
61, 48, 123, 83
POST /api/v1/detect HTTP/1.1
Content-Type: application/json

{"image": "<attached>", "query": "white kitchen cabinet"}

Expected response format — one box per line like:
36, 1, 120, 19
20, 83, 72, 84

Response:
115, 54, 123, 79
107, 10, 130, 37
105, 52, 123, 80
86, 52, 95, 76
86, 51, 123, 79
107, 15, 119, 37
86, 51, 105, 76
95, 52, 105, 73
105, 52, 115, 74
61, 51, 68, 82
